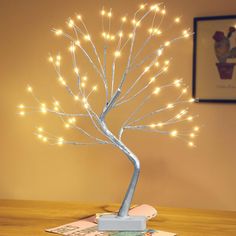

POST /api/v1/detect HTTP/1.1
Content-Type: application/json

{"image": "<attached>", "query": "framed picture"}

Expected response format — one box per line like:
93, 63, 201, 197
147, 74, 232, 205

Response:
193, 15, 236, 103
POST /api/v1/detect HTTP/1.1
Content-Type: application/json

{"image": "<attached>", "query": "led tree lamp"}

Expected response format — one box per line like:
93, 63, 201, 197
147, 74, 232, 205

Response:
18, 2, 199, 231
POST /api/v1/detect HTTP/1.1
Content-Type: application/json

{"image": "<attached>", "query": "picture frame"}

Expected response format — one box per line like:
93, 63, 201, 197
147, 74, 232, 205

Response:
193, 15, 236, 103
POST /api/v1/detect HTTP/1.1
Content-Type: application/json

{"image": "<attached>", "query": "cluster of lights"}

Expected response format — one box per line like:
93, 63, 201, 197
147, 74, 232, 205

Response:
55, 29, 63, 36
131, 19, 141, 27
53, 101, 60, 111
19, 3, 199, 150
18, 104, 25, 116
182, 29, 190, 38
150, 4, 160, 12
100, 9, 112, 18
102, 32, 115, 41
40, 103, 47, 114
148, 28, 162, 35
69, 45, 76, 52
58, 76, 66, 86
36, 127, 48, 142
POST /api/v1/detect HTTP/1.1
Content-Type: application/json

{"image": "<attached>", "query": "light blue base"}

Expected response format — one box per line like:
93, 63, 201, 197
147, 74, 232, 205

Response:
98, 215, 146, 231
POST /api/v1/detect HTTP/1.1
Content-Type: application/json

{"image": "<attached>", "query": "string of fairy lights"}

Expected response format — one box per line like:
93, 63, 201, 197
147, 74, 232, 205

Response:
18, 3, 200, 147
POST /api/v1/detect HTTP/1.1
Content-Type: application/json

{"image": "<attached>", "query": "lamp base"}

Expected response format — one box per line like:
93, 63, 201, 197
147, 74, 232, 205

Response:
98, 215, 146, 231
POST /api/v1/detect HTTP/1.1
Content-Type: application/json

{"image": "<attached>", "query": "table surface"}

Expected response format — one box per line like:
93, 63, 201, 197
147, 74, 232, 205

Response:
0, 200, 236, 236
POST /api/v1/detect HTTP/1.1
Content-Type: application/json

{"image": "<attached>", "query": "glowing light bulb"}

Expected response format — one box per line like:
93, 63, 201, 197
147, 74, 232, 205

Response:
157, 49, 163, 56
40, 106, 47, 114
131, 19, 140, 27
84, 34, 91, 41
77, 15, 82, 20
188, 142, 194, 147
190, 133, 195, 138
182, 30, 190, 38
164, 41, 170, 47
110, 35, 115, 40
57, 137, 64, 145
27, 86, 33, 93
69, 45, 76, 52
150, 123, 156, 128
144, 66, 150, 72
38, 127, 43, 132
74, 95, 79, 101
55, 61, 60, 66
157, 122, 163, 127
161, 9, 166, 15
43, 137, 48, 142
75, 40, 80, 46
175, 17, 180, 23
176, 114, 181, 119
19, 104, 25, 109
65, 123, 70, 128
170, 130, 178, 137
187, 116, 193, 121
84, 103, 89, 109
19, 111, 25, 116
153, 87, 161, 94
140, 4, 145, 10
68, 118, 75, 124
189, 98, 195, 103
59, 77, 66, 86
156, 29, 162, 35
167, 103, 174, 109
182, 88, 187, 93
155, 62, 159, 67
128, 33, 133, 38
150, 77, 155, 83
107, 12, 112, 18
48, 56, 53, 62
54, 101, 59, 106
114, 50, 121, 58
150, 4, 159, 11
74, 67, 79, 74
121, 16, 127, 22
149, 28, 154, 34
82, 76, 87, 81
55, 29, 63, 36
93, 85, 97, 91
81, 82, 86, 88
37, 134, 43, 139
118, 31, 123, 37
68, 19, 74, 28
194, 126, 199, 132
101, 10, 106, 16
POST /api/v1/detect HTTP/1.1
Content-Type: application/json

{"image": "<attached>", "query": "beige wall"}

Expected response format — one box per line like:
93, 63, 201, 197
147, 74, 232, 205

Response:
1, 0, 236, 211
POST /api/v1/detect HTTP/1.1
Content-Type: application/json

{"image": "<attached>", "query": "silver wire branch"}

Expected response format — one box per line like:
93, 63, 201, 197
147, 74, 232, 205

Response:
79, 19, 105, 76
131, 7, 160, 65
115, 66, 170, 107
118, 93, 152, 140
52, 29, 104, 83
129, 99, 192, 126
23, 107, 89, 117
116, 55, 161, 103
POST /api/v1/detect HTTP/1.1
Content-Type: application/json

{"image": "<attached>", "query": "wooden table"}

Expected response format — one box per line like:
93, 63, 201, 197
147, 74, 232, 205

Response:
0, 200, 236, 236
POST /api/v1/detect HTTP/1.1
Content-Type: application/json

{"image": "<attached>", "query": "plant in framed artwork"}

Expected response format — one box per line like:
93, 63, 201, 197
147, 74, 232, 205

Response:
213, 26, 236, 79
